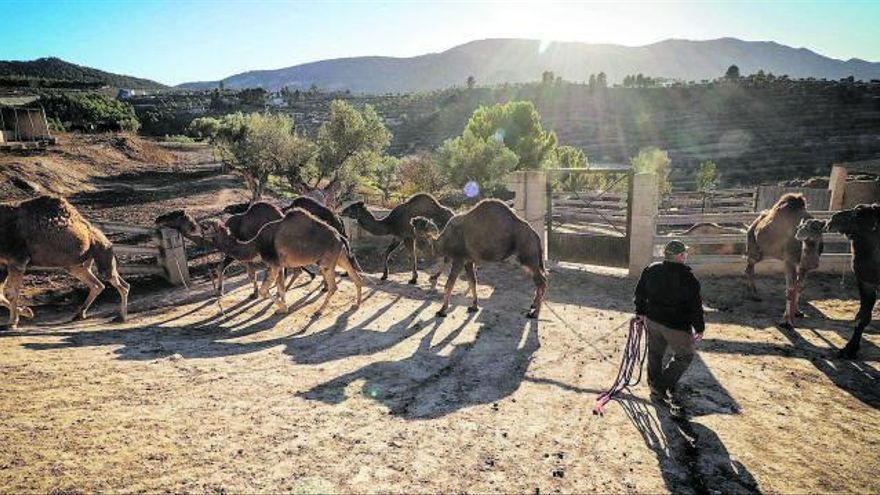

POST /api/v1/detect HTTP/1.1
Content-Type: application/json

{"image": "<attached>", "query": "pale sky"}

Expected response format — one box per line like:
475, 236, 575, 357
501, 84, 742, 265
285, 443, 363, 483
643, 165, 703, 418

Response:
2, 0, 879, 85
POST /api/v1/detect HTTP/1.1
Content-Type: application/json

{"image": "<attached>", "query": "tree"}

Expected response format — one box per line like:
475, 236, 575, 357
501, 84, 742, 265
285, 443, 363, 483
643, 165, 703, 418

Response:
186, 116, 221, 140
34, 93, 140, 132
596, 72, 608, 88
239, 87, 267, 106
437, 130, 519, 192
459, 101, 557, 170
588, 74, 597, 89
542, 71, 555, 84
214, 112, 293, 202
696, 160, 718, 193
725, 64, 740, 80
300, 100, 392, 205
466, 75, 476, 90
397, 151, 445, 196
631, 147, 672, 195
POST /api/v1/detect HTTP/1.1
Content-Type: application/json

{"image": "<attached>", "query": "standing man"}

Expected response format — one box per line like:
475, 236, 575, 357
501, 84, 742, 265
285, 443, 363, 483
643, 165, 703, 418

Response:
634, 240, 705, 409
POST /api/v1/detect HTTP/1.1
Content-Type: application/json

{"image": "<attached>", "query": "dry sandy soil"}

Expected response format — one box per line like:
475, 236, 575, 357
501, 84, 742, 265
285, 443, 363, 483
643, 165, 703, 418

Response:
0, 261, 877, 493
1, 135, 878, 493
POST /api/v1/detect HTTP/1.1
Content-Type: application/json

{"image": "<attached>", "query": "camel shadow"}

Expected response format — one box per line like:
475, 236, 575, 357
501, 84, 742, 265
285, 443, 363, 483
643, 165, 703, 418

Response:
298, 279, 541, 419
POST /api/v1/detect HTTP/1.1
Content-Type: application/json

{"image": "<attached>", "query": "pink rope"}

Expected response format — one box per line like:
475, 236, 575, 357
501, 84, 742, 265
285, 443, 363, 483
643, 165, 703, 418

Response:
593, 317, 648, 416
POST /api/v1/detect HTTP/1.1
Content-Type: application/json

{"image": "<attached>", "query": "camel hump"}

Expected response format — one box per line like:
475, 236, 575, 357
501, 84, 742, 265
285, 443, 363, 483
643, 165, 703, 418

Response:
773, 193, 807, 211
18, 195, 86, 231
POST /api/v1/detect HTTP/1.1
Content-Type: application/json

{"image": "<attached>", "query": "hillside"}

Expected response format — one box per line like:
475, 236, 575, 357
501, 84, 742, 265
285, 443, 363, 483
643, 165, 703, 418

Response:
178, 38, 880, 93
264, 80, 880, 186
0, 57, 166, 89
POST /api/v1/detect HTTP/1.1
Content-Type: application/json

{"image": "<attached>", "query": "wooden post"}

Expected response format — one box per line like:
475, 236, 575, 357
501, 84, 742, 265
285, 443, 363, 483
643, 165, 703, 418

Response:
628, 173, 659, 277
829, 164, 847, 211
158, 228, 190, 286
508, 171, 548, 261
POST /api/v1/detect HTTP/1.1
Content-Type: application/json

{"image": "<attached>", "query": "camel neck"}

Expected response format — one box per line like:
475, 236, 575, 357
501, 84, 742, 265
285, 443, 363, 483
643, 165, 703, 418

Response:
356, 210, 392, 236
216, 231, 259, 261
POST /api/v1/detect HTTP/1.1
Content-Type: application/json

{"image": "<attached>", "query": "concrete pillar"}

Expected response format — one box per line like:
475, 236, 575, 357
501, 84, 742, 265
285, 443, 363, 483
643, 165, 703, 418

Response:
507, 171, 548, 261
829, 164, 847, 211
628, 173, 659, 277
159, 228, 190, 286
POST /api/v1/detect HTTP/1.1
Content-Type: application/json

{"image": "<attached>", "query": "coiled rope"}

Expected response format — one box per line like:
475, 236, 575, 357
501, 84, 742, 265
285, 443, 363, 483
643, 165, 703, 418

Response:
593, 317, 648, 416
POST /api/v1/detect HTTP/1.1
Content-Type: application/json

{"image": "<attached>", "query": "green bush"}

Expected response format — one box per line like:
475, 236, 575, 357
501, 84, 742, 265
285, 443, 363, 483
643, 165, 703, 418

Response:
32, 93, 140, 132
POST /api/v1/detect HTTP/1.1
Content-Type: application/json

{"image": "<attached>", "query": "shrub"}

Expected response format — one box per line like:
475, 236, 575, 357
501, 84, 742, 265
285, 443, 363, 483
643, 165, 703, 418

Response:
32, 93, 140, 132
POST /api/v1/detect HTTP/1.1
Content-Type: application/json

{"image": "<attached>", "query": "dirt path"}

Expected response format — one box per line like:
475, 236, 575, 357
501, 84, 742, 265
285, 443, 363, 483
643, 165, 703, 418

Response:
1, 262, 877, 493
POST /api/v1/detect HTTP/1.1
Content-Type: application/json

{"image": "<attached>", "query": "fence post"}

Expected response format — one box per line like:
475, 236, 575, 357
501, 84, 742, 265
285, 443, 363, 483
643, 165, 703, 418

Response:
507, 171, 548, 262
628, 173, 659, 277
158, 228, 190, 286
829, 164, 847, 211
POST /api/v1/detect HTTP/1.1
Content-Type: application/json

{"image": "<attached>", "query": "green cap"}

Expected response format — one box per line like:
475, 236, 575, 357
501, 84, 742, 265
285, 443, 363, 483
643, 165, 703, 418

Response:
664, 240, 688, 256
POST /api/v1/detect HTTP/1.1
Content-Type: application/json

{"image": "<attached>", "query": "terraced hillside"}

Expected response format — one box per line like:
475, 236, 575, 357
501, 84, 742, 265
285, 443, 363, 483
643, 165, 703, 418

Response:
284, 80, 880, 186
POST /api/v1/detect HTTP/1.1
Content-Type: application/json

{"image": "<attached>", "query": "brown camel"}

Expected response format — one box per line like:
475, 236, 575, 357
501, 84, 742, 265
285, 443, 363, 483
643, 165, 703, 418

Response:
341, 193, 454, 284
745, 193, 824, 328
411, 199, 546, 318
156, 202, 317, 297
200, 208, 363, 318
0, 195, 129, 329
824, 203, 880, 358
678, 222, 747, 255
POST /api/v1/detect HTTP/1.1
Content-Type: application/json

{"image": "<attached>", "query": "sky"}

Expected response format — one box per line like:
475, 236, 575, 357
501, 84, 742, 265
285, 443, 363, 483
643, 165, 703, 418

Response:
2, 0, 879, 85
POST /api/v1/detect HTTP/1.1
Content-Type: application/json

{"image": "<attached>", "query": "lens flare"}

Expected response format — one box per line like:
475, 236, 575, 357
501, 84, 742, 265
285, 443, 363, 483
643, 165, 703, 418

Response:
464, 181, 480, 198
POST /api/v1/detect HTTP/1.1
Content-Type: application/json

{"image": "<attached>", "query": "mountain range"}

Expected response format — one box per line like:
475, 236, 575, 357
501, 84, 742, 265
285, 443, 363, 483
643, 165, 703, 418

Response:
178, 38, 880, 93
0, 57, 167, 89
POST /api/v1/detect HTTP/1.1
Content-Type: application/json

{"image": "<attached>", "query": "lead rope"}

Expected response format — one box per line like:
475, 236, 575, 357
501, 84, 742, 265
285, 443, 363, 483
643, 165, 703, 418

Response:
593, 317, 648, 416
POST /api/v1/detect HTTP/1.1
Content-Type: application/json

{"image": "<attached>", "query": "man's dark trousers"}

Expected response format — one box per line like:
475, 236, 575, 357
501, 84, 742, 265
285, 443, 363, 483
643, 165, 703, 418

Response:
645, 317, 695, 393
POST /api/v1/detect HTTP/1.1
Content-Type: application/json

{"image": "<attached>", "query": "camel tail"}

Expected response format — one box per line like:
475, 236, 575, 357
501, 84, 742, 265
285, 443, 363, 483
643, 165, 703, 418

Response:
342, 238, 362, 272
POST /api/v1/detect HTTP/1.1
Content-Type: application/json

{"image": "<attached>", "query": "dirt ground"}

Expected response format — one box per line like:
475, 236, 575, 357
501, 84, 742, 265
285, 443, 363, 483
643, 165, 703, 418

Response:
0, 259, 878, 493
1, 135, 878, 493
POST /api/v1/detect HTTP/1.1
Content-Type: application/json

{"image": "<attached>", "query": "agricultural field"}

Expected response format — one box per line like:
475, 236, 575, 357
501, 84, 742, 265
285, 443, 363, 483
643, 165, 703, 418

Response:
0, 135, 877, 493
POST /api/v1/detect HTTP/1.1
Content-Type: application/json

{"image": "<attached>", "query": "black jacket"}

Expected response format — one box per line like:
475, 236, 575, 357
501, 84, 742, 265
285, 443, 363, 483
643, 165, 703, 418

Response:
634, 261, 705, 333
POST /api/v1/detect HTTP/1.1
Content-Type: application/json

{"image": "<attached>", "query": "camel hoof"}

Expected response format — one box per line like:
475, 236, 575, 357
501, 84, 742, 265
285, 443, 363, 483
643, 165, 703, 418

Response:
71, 312, 87, 322
321, 286, 329, 293
795, 310, 806, 318
429, 275, 440, 282
436, 310, 448, 318
776, 321, 794, 331
467, 305, 479, 313
111, 315, 127, 323
311, 311, 322, 319
20, 307, 34, 319
248, 292, 259, 300
341, 272, 350, 278
380, 274, 389, 281
408, 278, 418, 285
526, 309, 539, 319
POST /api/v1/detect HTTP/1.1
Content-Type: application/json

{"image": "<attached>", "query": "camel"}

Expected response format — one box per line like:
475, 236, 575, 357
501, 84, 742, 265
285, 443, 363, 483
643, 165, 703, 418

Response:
824, 203, 880, 358
341, 193, 454, 284
284, 196, 347, 239
410, 199, 546, 318
0, 195, 129, 329
156, 202, 317, 297
745, 193, 824, 329
200, 208, 362, 317
677, 222, 747, 255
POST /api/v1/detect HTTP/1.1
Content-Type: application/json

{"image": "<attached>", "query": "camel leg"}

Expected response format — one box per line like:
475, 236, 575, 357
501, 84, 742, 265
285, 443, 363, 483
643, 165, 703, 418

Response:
284, 267, 303, 293
106, 266, 130, 323
407, 237, 419, 285
0, 271, 33, 321
779, 262, 797, 329
794, 267, 808, 318
464, 262, 479, 313
336, 253, 363, 309
274, 268, 290, 314
258, 265, 277, 300
68, 264, 105, 321
528, 266, 548, 319
430, 257, 448, 282
745, 258, 761, 300
303, 266, 317, 281
215, 256, 235, 296
261, 266, 286, 313
381, 239, 402, 281
840, 281, 876, 359
437, 259, 464, 318
2, 265, 26, 330
313, 265, 338, 318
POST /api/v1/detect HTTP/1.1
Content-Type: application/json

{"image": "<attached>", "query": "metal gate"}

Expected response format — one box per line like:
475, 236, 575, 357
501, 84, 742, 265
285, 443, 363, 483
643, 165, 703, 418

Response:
546, 167, 634, 267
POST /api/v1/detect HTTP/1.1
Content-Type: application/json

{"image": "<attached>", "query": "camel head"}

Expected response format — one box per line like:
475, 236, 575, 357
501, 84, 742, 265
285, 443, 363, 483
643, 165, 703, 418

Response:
222, 203, 250, 215
826, 204, 880, 236
795, 218, 826, 242
339, 201, 368, 220
198, 219, 232, 245
411, 216, 441, 259
155, 210, 203, 242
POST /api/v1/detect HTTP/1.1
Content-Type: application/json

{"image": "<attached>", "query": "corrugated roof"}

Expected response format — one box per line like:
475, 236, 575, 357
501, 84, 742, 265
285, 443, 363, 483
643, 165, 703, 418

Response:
0, 96, 40, 106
